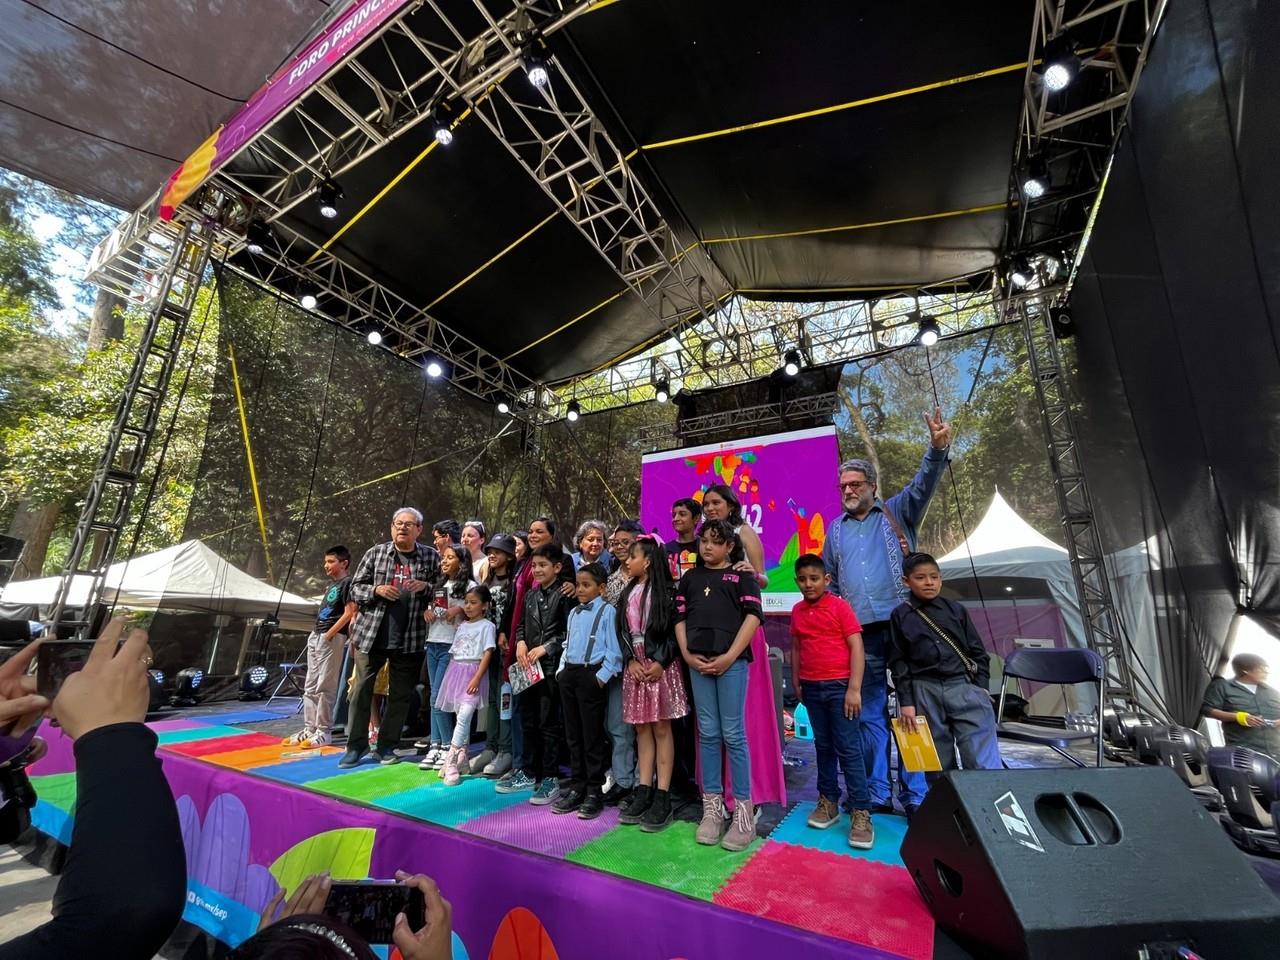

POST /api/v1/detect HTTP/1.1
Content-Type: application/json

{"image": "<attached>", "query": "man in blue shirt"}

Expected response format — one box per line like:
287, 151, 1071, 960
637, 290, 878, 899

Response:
823, 407, 951, 814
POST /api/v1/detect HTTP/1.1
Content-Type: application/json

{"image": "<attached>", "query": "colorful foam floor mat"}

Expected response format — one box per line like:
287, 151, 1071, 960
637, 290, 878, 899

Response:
27, 714, 934, 959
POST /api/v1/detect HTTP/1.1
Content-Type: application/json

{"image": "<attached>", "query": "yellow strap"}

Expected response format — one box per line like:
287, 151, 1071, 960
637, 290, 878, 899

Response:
227, 342, 273, 581
703, 201, 1007, 246
1238, 711, 1252, 727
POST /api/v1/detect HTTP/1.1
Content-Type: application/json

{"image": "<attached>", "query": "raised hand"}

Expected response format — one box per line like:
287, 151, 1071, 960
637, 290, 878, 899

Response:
392, 871, 453, 960
924, 406, 952, 449
52, 616, 152, 740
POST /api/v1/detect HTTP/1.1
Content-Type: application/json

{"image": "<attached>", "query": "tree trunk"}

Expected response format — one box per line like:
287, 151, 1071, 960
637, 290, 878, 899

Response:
86, 289, 125, 350
7, 498, 62, 579
838, 380, 881, 481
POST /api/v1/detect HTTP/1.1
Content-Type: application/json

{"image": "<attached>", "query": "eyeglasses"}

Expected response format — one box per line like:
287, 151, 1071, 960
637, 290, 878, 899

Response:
608, 537, 635, 546
840, 480, 872, 491
392, 521, 420, 529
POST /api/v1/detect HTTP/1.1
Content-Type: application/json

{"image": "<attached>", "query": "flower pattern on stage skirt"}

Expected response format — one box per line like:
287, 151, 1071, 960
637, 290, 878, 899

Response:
622, 636, 690, 724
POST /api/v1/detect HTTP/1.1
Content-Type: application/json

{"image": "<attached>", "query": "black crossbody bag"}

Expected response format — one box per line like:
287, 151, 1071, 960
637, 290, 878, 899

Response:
911, 603, 979, 684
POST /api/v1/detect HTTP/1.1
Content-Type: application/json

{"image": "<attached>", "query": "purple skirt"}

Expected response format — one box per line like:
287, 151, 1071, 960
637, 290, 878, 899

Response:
434, 659, 488, 712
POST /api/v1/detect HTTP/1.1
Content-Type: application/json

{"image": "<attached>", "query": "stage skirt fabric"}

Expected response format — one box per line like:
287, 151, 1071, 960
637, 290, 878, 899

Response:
623, 635, 690, 724
434, 659, 489, 712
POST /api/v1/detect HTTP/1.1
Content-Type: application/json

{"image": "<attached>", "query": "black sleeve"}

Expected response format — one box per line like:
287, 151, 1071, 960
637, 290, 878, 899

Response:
736, 571, 763, 625
0, 724, 186, 960
887, 607, 917, 709
956, 602, 990, 688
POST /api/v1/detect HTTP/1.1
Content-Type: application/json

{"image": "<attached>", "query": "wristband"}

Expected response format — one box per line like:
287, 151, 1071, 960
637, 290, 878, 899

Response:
1237, 711, 1251, 727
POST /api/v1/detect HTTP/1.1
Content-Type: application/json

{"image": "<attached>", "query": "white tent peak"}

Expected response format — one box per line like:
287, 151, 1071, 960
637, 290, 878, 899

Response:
939, 490, 1065, 563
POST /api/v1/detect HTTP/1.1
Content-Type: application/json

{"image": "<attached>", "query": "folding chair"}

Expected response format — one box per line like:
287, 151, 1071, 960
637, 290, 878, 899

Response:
996, 647, 1105, 767
267, 660, 307, 712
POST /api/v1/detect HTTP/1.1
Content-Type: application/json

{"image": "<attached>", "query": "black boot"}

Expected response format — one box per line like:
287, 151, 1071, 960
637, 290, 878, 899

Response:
639, 788, 673, 833
577, 788, 605, 820
618, 784, 653, 825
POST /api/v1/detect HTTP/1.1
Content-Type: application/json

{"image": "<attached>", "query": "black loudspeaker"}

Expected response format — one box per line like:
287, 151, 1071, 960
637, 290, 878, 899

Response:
901, 768, 1280, 959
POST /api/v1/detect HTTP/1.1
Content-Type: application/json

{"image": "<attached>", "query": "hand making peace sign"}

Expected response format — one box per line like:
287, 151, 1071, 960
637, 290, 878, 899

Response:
924, 406, 952, 449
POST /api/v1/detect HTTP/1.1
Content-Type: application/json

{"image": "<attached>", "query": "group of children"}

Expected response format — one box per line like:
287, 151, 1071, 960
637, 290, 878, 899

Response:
291, 500, 1001, 854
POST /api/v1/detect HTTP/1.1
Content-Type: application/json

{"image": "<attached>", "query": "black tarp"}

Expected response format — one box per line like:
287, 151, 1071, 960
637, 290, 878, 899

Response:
1069, 0, 1280, 724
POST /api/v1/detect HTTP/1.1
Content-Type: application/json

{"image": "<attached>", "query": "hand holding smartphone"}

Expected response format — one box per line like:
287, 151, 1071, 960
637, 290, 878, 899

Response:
324, 880, 425, 944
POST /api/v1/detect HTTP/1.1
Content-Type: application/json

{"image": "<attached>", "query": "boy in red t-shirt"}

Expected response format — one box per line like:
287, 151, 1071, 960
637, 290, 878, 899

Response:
790, 553, 873, 849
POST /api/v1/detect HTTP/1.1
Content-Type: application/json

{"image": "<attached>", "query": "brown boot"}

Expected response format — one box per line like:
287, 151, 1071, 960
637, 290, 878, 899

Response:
696, 794, 727, 845
721, 798, 756, 852
807, 796, 840, 829
849, 809, 875, 850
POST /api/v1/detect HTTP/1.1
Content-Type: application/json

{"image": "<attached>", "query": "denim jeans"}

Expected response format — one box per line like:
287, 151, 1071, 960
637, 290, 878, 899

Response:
425, 643, 454, 745
688, 658, 751, 801
800, 678, 871, 810
862, 622, 927, 807
606, 676, 636, 788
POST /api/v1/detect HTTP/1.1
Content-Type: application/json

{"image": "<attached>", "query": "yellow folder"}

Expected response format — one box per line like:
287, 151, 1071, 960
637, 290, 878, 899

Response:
892, 716, 943, 772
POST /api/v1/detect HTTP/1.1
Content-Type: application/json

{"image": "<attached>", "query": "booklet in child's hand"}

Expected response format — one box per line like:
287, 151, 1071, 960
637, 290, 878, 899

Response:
892, 715, 943, 772
507, 659, 544, 695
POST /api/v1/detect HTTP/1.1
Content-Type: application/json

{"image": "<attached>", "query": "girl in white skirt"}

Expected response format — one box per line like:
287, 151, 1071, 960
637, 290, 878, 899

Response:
434, 584, 496, 785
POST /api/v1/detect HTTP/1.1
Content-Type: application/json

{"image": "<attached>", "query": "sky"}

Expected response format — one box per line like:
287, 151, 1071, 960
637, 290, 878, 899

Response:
31, 210, 94, 332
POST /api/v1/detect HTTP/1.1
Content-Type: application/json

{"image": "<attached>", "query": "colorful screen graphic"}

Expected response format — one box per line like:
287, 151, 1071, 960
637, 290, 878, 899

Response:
640, 426, 841, 611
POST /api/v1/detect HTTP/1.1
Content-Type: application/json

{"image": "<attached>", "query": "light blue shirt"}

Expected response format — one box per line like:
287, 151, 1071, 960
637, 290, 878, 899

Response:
824, 446, 949, 624
558, 596, 623, 684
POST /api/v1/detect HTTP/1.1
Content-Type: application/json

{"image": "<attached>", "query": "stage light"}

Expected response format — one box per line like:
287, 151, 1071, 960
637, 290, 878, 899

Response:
782, 349, 802, 377
566, 399, 581, 422
239, 664, 270, 700
299, 285, 319, 310
431, 105, 454, 147
366, 329, 383, 345
244, 219, 272, 255
1041, 35, 1080, 92
172, 666, 204, 706
524, 53, 550, 88
917, 317, 940, 347
654, 378, 670, 403
1020, 155, 1050, 200
148, 669, 165, 685
497, 398, 511, 415
425, 359, 444, 379
1009, 255, 1034, 289
316, 177, 343, 219
1050, 305, 1074, 339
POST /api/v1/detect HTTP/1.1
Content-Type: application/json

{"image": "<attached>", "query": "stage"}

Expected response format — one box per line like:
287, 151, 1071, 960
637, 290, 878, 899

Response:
25, 700, 941, 960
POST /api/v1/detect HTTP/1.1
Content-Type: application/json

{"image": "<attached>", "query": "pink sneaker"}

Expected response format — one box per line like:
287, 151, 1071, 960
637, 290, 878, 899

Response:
442, 746, 464, 786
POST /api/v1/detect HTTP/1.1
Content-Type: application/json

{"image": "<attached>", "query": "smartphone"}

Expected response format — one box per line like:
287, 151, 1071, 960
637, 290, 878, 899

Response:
324, 881, 425, 944
36, 640, 98, 699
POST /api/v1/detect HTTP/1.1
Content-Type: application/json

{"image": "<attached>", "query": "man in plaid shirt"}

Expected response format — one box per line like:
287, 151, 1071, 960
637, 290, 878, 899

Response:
339, 507, 442, 767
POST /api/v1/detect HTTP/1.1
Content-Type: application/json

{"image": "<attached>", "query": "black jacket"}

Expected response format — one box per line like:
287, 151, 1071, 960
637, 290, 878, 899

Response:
615, 581, 679, 668
888, 595, 990, 708
515, 581, 577, 670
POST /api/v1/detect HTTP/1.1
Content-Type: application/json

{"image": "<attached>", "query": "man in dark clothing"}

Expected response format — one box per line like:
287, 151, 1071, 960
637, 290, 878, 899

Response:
889, 552, 1000, 772
1203, 653, 1280, 759
340, 507, 441, 767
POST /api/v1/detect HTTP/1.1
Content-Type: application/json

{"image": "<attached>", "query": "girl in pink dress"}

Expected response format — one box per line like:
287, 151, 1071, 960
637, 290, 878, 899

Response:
699, 485, 786, 810
616, 537, 690, 832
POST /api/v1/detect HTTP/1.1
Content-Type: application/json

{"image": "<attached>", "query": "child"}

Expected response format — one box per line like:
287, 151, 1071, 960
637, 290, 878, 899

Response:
433, 584, 497, 785
889, 552, 1001, 772
665, 497, 702, 581
417, 545, 474, 770
554, 562, 624, 819
617, 536, 689, 832
512, 542, 577, 805
475, 533, 519, 777
675, 519, 763, 851
284, 545, 353, 749
790, 553, 874, 849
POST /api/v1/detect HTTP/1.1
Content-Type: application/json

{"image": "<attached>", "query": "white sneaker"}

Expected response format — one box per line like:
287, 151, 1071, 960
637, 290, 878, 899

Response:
300, 730, 330, 749
484, 752, 512, 778
603, 769, 616, 794
281, 729, 311, 746
419, 745, 443, 769
469, 749, 496, 774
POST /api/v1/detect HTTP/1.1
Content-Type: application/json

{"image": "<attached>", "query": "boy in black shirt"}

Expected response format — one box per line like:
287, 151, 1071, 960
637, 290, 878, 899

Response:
665, 497, 702, 581
889, 552, 1000, 772
515, 543, 578, 805
285, 545, 353, 749
675, 519, 763, 851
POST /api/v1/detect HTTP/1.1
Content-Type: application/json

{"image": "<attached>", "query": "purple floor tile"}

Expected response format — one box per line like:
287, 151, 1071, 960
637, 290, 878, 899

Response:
459, 798, 620, 857
148, 717, 210, 732
28, 723, 77, 776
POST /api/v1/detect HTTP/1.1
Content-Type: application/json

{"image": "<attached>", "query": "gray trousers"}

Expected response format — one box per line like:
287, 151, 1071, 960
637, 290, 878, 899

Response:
912, 675, 1002, 772
606, 676, 636, 788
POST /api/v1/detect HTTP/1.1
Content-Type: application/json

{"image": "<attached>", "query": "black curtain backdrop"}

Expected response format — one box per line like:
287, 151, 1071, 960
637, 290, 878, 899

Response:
1069, 0, 1280, 724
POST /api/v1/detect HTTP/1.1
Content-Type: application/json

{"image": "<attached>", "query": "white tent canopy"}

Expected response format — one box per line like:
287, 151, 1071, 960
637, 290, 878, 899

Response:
938, 490, 1162, 708
0, 540, 318, 632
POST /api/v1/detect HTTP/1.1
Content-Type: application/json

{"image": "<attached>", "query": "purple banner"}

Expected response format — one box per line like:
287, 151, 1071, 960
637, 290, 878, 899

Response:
159, 0, 413, 218
640, 427, 842, 611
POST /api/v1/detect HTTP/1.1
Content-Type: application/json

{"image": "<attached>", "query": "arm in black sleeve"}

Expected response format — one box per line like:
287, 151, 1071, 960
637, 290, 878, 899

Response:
887, 608, 917, 709
957, 602, 991, 689
0, 723, 186, 960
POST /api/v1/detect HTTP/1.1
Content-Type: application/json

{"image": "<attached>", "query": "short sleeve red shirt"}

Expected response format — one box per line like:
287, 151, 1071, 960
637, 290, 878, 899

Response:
790, 592, 862, 681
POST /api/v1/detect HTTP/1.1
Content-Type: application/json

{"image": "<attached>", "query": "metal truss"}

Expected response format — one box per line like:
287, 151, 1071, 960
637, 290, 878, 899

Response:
1006, 0, 1168, 261
1018, 289, 1151, 710
636, 392, 841, 451
51, 222, 213, 635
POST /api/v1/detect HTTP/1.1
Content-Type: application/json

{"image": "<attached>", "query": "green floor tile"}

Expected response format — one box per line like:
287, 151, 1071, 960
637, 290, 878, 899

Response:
305, 763, 435, 802
566, 821, 761, 900
29, 772, 77, 813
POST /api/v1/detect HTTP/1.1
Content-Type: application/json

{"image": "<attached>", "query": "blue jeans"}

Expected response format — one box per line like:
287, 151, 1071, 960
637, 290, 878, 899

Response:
800, 679, 870, 810
425, 644, 454, 745
862, 622, 927, 807
688, 659, 751, 801
606, 676, 635, 788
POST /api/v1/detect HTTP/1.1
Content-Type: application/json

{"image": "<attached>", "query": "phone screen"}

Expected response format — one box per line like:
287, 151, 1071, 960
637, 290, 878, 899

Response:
324, 881, 425, 944
36, 641, 98, 699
